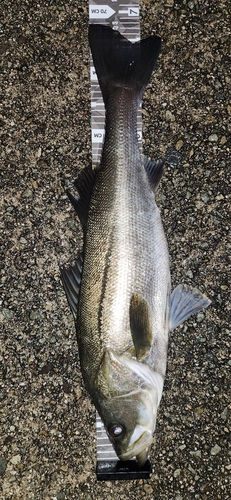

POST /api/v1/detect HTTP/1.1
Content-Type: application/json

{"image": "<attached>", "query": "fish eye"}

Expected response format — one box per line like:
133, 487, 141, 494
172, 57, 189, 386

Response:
108, 423, 125, 438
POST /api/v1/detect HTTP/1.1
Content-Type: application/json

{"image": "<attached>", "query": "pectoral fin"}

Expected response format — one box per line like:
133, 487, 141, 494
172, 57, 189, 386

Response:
129, 294, 153, 360
169, 284, 211, 331
60, 254, 83, 321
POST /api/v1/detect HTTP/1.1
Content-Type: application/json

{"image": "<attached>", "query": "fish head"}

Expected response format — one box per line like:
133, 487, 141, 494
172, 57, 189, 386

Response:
94, 349, 163, 465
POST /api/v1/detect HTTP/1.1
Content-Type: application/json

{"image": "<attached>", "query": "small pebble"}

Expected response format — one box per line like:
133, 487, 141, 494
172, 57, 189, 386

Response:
0, 459, 8, 476
211, 444, 221, 456
60, 465, 69, 472
10, 454, 21, 465
197, 312, 205, 323
190, 450, 202, 458
201, 193, 209, 203
1, 308, 15, 319
166, 110, 175, 122
220, 407, 228, 421
143, 484, 153, 494
176, 139, 183, 150
173, 469, 181, 478
208, 134, 218, 142
56, 492, 66, 500
30, 310, 44, 320
36, 147, 42, 158
19, 237, 28, 244
9, 475, 17, 483
188, 465, 196, 475
22, 188, 33, 198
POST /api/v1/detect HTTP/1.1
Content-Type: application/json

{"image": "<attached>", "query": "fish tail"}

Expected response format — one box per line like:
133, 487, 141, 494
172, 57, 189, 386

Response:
89, 24, 161, 105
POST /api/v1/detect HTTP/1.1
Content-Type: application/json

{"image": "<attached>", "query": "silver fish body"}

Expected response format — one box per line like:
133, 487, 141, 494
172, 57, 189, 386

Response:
61, 25, 211, 465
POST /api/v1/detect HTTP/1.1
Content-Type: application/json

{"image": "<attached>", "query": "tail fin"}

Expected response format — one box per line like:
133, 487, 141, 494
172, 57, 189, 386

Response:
89, 24, 161, 105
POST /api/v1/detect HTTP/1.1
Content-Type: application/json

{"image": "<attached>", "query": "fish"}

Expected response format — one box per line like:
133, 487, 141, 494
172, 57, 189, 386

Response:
60, 24, 211, 466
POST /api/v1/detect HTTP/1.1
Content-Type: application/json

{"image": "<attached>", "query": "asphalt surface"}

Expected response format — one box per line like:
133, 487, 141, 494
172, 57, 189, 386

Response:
0, 1, 230, 499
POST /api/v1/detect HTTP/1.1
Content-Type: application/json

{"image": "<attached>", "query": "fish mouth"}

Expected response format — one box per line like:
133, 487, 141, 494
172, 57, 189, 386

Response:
118, 426, 153, 466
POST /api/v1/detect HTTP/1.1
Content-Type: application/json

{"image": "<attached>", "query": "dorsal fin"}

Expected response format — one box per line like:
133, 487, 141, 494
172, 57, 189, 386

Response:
60, 254, 83, 321
129, 294, 153, 360
67, 165, 97, 231
143, 156, 165, 192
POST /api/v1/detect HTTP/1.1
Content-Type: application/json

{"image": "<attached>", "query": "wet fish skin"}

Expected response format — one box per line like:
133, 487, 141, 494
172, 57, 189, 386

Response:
60, 25, 211, 466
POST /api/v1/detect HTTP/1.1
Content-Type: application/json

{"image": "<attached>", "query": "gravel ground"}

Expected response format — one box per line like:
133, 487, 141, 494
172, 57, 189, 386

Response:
0, 0, 230, 499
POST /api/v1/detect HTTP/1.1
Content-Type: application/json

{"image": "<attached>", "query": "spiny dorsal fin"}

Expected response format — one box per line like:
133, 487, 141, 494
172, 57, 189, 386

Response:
60, 254, 83, 321
129, 294, 153, 360
143, 156, 165, 192
169, 284, 211, 331
67, 165, 96, 231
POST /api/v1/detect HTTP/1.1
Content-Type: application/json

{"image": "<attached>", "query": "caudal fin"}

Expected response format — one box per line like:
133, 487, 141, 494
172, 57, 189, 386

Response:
89, 24, 161, 105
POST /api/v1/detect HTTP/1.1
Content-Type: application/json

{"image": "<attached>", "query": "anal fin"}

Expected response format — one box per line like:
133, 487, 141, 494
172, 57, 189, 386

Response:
169, 284, 211, 332
60, 254, 83, 321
